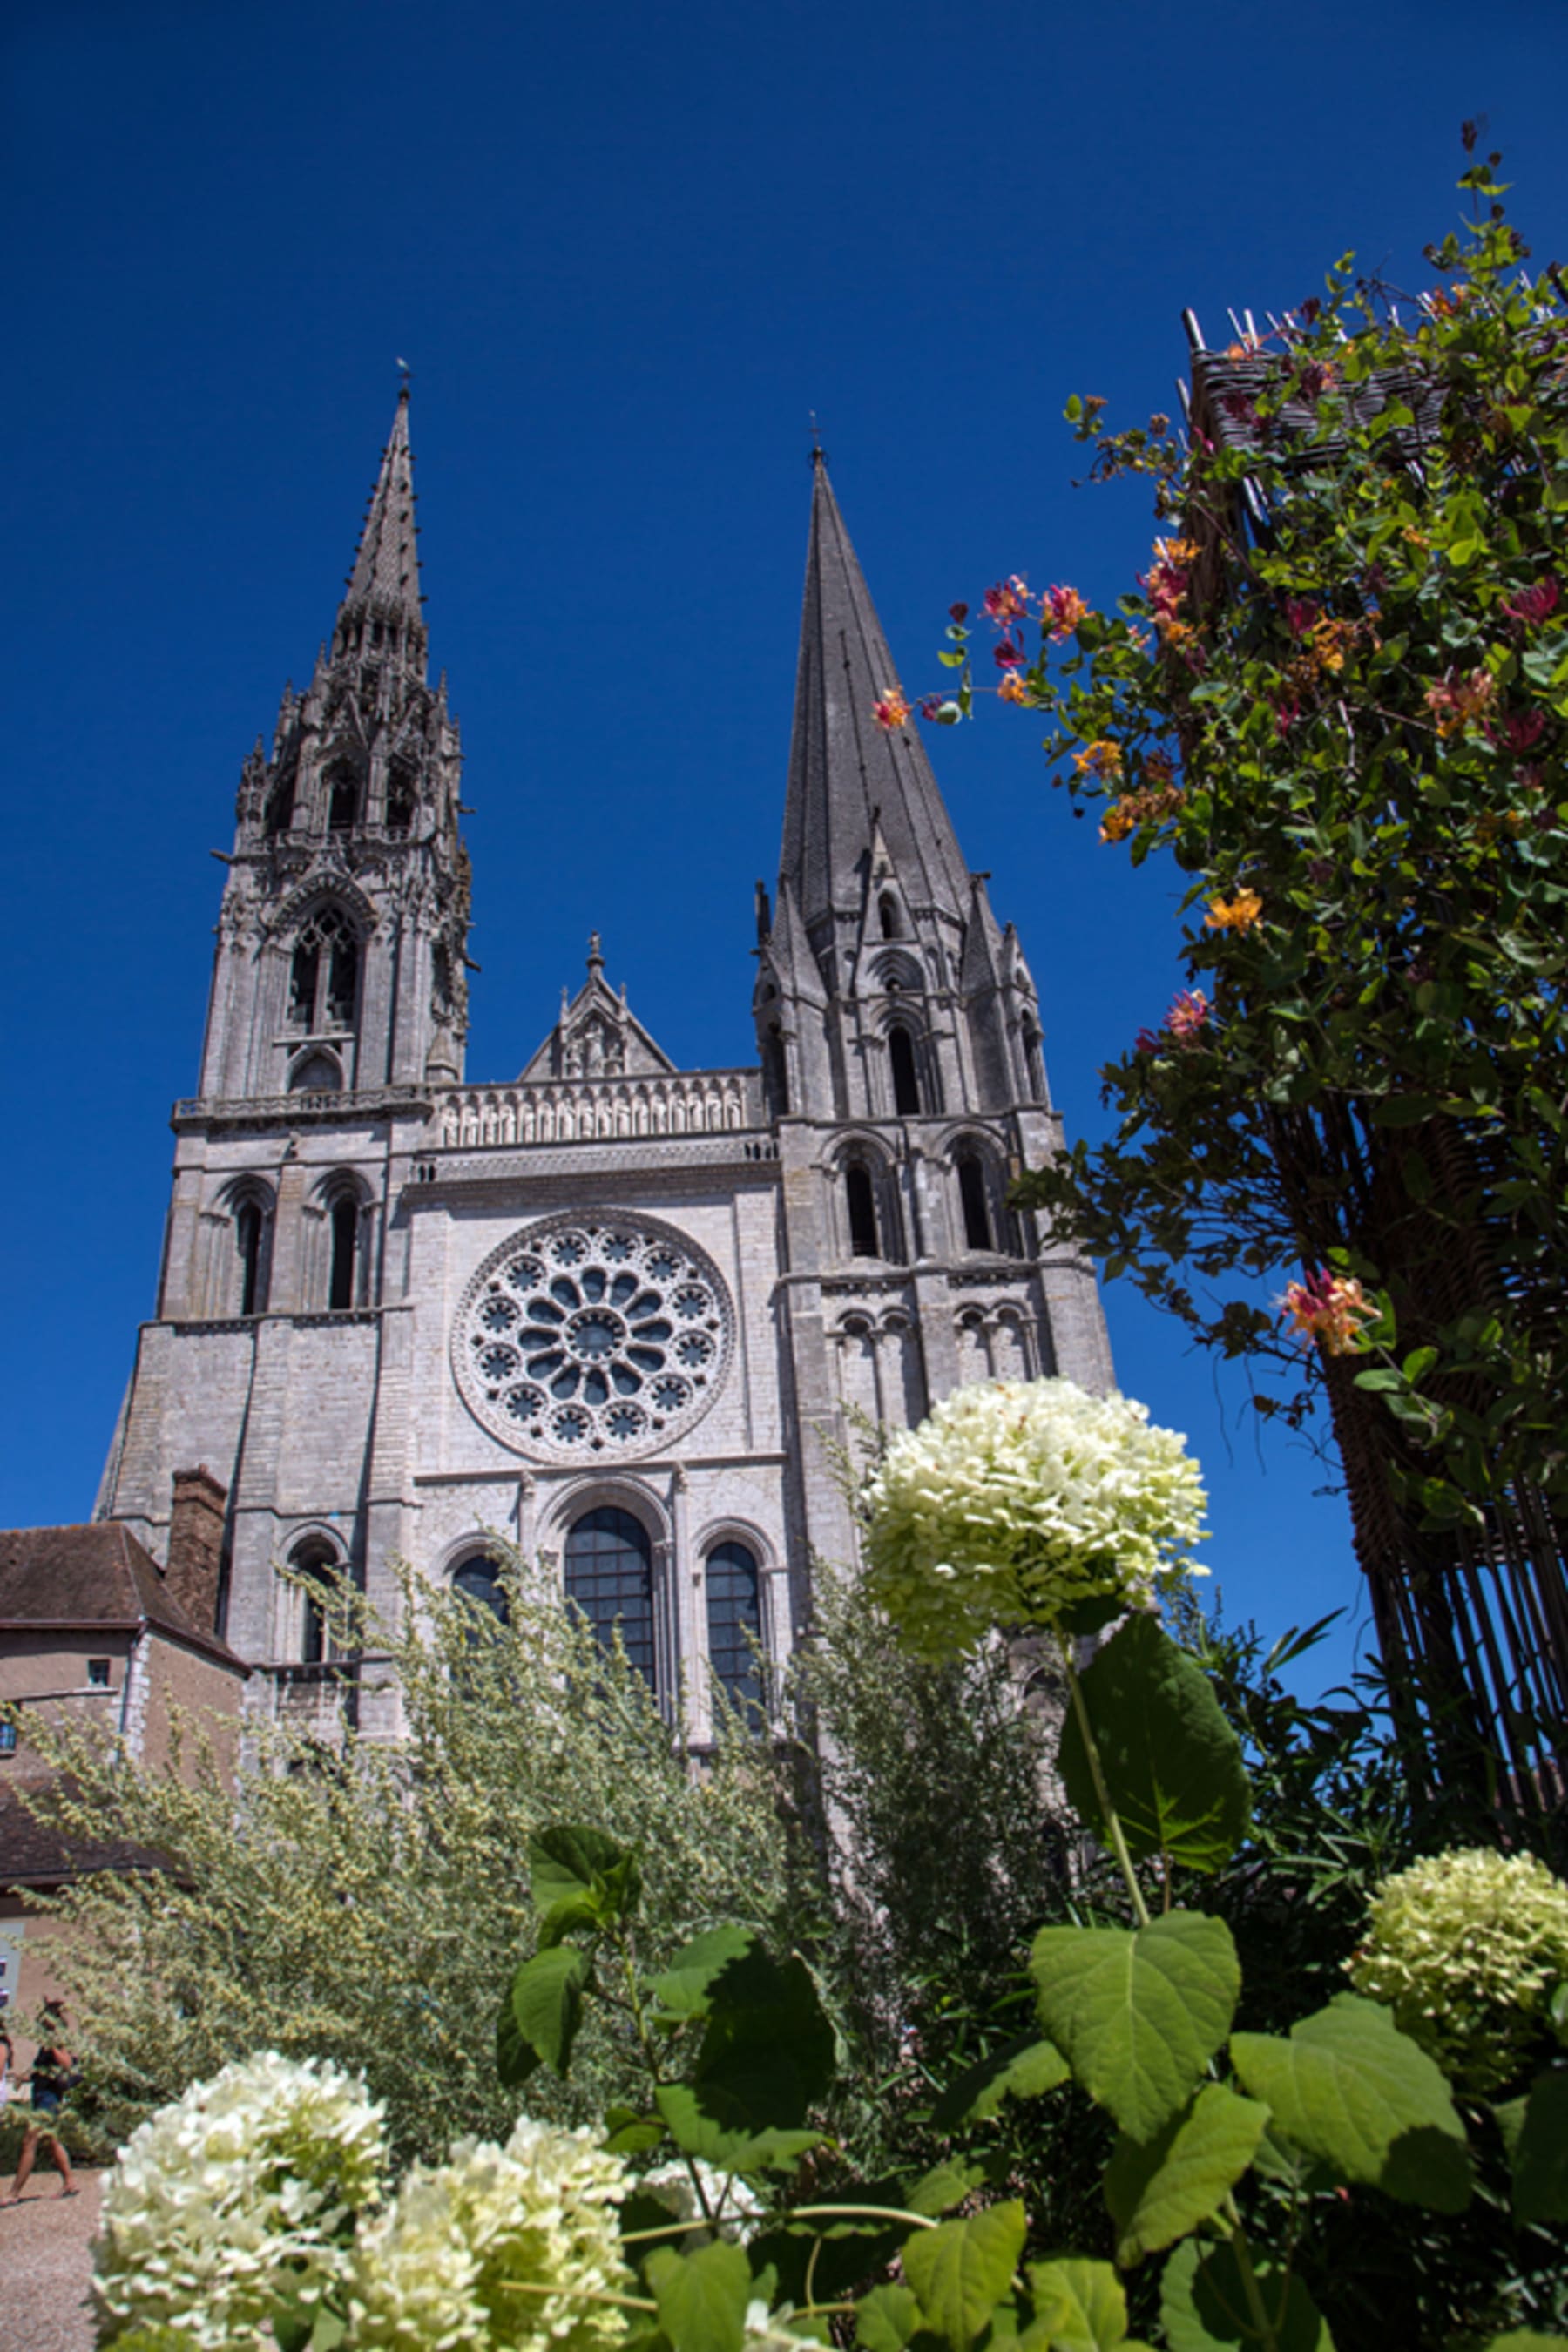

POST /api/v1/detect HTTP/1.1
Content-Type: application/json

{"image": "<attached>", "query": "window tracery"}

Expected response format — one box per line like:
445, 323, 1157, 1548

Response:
288, 905, 360, 1032
453, 1216, 733, 1462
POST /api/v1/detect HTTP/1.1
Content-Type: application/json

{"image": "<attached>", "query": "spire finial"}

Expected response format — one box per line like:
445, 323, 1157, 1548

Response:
396, 355, 412, 398
808, 409, 826, 465
587, 929, 605, 974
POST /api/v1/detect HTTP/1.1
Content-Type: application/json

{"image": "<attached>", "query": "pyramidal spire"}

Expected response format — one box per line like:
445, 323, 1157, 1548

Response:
339, 385, 424, 642
780, 454, 970, 934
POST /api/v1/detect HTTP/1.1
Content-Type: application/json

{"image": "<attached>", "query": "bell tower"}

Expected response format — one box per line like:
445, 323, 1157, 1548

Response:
198, 387, 470, 1103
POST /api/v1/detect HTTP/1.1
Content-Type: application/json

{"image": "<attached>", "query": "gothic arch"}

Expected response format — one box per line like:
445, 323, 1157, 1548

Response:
829, 1135, 905, 1264
310, 1169, 374, 1310
868, 947, 924, 997
288, 1044, 344, 1092
218, 1173, 275, 1316
265, 875, 379, 943
947, 1131, 1015, 1254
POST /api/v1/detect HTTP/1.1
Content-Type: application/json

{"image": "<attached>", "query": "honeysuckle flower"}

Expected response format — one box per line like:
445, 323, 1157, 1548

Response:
1273, 694, 1301, 736
983, 577, 1030, 625
1098, 781, 1183, 843
993, 636, 1025, 670
93, 2052, 386, 2349
1486, 708, 1548, 754
1204, 889, 1263, 934
1285, 598, 1319, 639
1072, 739, 1123, 783
1503, 577, 1559, 626
997, 672, 1029, 706
353, 2118, 631, 2352
1134, 1026, 1163, 1055
948, 600, 970, 625
861, 1375, 1207, 1663
1296, 358, 1337, 400
1425, 666, 1497, 739
1349, 1848, 1568, 2093
873, 688, 910, 732
1144, 749, 1176, 788
1279, 1267, 1375, 1355
1043, 585, 1088, 639
1166, 988, 1211, 1044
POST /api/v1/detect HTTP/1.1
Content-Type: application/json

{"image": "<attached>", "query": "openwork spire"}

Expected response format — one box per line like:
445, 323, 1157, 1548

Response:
339, 385, 424, 646
780, 455, 970, 933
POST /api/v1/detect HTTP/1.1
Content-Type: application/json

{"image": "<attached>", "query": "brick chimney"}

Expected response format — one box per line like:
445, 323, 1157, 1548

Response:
166, 1466, 228, 1635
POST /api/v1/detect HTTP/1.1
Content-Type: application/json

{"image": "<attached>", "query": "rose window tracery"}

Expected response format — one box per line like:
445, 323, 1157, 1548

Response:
453, 1216, 732, 1460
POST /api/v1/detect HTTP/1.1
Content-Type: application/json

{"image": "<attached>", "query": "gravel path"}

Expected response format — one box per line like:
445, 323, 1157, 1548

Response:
0, 2170, 101, 2351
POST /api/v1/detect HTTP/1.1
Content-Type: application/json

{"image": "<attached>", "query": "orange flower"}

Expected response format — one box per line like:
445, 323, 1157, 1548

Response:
1098, 781, 1184, 842
1072, 739, 1124, 782
997, 672, 1030, 706
1425, 667, 1497, 740
1044, 585, 1089, 639
1205, 889, 1263, 935
1281, 1269, 1376, 1355
873, 688, 910, 731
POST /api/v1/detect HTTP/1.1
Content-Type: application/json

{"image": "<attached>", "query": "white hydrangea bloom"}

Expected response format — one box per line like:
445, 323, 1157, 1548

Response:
352, 2116, 631, 2351
1349, 1846, 1568, 2092
637, 2155, 764, 2241
742, 2298, 821, 2352
93, 2050, 385, 2349
862, 1376, 1207, 1661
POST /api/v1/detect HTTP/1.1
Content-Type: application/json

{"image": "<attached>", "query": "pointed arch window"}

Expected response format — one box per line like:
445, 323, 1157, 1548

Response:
327, 762, 362, 833
386, 764, 416, 835
328, 1195, 361, 1309
879, 894, 902, 940
889, 1024, 923, 1116
266, 774, 295, 836
956, 1152, 993, 1252
453, 1551, 510, 1625
564, 1508, 655, 1690
845, 1162, 880, 1260
1022, 1018, 1047, 1105
762, 1023, 789, 1117
294, 1538, 341, 1666
289, 905, 360, 1032
233, 1192, 272, 1315
706, 1541, 764, 1717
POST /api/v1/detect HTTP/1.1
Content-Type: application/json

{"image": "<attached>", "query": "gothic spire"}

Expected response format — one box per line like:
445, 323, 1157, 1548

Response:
779, 455, 970, 935
338, 385, 424, 650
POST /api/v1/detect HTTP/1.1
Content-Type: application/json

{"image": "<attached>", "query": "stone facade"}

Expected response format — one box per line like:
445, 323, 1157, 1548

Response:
94, 411, 1113, 1736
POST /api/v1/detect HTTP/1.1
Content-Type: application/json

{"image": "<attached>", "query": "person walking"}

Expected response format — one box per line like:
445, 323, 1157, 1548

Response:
3, 2002, 78, 2203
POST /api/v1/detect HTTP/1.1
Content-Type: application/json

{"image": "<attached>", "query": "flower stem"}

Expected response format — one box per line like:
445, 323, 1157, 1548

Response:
786, 2202, 939, 2231
1222, 2197, 1281, 2352
1060, 1639, 1150, 1930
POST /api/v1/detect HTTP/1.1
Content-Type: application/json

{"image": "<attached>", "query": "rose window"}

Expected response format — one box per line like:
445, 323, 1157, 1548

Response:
453, 1216, 733, 1460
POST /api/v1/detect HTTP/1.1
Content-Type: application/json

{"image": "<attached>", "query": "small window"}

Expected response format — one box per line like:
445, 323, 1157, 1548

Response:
846, 1163, 880, 1260
889, 1025, 922, 1116
453, 1555, 510, 1625
1022, 1018, 1047, 1105
957, 1152, 993, 1252
762, 1023, 789, 1117
328, 1196, 360, 1309
328, 766, 361, 833
266, 776, 295, 836
86, 1659, 111, 1689
235, 1198, 268, 1315
0, 1722, 17, 1756
294, 1543, 341, 1666
386, 766, 416, 835
564, 1508, 655, 1690
879, 894, 902, 940
706, 1542, 764, 1717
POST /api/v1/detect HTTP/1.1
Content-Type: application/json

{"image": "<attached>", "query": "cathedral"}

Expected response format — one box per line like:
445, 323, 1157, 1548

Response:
91, 392, 1113, 1737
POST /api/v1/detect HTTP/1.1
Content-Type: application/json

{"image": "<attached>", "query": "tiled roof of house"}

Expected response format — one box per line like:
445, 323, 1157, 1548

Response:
0, 1522, 245, 1671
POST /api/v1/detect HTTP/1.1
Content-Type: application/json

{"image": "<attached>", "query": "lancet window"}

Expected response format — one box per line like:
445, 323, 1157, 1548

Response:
289, 905, 360, 1032
294, 1538, 342, 1666
452, 1552, 510, 1625
233, 1189, 272, 1316
327, 762, 362, 834
956, 1151, 993, 1251
564, 1507, 655, 1690
888, 1024, 923, 1115
706, 1540, 764, 1716
845, 1162, 881, 1260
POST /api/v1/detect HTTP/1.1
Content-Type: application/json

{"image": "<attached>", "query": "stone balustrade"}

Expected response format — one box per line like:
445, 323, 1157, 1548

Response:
435, 1069, 763, 1150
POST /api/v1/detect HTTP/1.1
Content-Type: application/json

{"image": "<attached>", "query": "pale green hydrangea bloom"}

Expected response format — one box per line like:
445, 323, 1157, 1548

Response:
352, 2116, 631, 2351
1349, 1846, 1568, 2092
742, 2298, 822, 2352
862, 1376, 1206, 1661
637, 2156, 763, 2241
93, 2049, 385, 2348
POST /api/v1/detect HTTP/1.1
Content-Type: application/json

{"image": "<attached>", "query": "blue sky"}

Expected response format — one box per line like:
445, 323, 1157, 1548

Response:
5, 0, 1566, 1695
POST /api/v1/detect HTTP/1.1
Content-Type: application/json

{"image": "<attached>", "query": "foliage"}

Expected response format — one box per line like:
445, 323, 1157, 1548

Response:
14, 1560, 812, 2165
930, 152, 1568, 1531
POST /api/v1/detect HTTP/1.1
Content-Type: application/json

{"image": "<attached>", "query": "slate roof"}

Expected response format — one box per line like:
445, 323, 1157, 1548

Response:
780, 455, 971, 934
0, 1523, 245, 1671
341, 383, 423, 625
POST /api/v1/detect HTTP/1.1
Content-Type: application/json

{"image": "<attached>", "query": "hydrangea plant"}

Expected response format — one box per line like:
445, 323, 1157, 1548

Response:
1350, 1847, 1568, 2092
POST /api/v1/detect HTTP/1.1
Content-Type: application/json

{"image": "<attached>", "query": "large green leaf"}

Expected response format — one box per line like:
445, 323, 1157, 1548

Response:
1510, 2066, 1568, 2224
855, 2285, 926, 2352
1480, 2334, 1568, 2349
652, 1926, 761, 2020
528, 1824, 640, 1921
1159, 2239, 1335, 2351
497, 1980, 541, 2087
1058, 1615, 1251, 1874
906, 2160, 990, 2216
930, 2038, 1071, 2129
1103, 2085, 1269, 2266
902, 2203, 1027, 2352
509, 1942, 589, 2077
646, 2239, 753, 2352
654, 2081, 821, 2173
1020, 2258, 1134, 2349
1031, 1912, 1240, 2140
693, 1949, 835, 2125
1230, 1995, 1470, 2212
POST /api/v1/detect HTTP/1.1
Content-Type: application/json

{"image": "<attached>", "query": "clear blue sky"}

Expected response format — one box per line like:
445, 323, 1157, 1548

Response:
5, 0, 1566, 1696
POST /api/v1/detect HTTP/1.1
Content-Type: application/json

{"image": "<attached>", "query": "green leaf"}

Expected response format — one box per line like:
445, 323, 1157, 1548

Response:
537, 1890, 604, 1949
1480, 2334, 1568, 2349
693, 1949, 835, 2125
528, 1824, 641, 1920
1511, 2065, 1568, 2224
906, 2159, 990, 2216
646, 2239, 752, 2352
902, 2203, 1027, 2352
1103, 2085, 1269, 2267
509, 1942, 589, 2077
652, 1926, 761, 2020
1159, 2239, 1334, 2350
497, 1979, 542, 2087
930, 2038, 1071, 2129
1031, 1911, 1240, 2139
856, 2286, 927, 2352
1230, 1995, 1470, 2211
654, 2081, 821, 2173
604, 2105, 668, 2156
1057, 1615, 1251, 1872
1369, 1095, 1439, 1127
1021, 2259, 1129, 2349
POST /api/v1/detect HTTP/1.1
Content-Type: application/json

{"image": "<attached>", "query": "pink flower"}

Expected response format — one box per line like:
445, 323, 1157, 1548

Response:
873, 688, 910, 731
1280, 1267, 1376, 1355
1503, 578, 1559, 626
1274, 695, 1301, 737
993, 636, 1025, 669
949, 601, 970, 625
1286, 598, 1319, 639
918, 695, 944, 721
983, 576, 1030, 625
1166, 989, 1211, 1044
1486, 709, 1547, 754
1134, 1027, 1163, 1056
1044, 585, 1089, 639
1296, 359, 1336, 400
